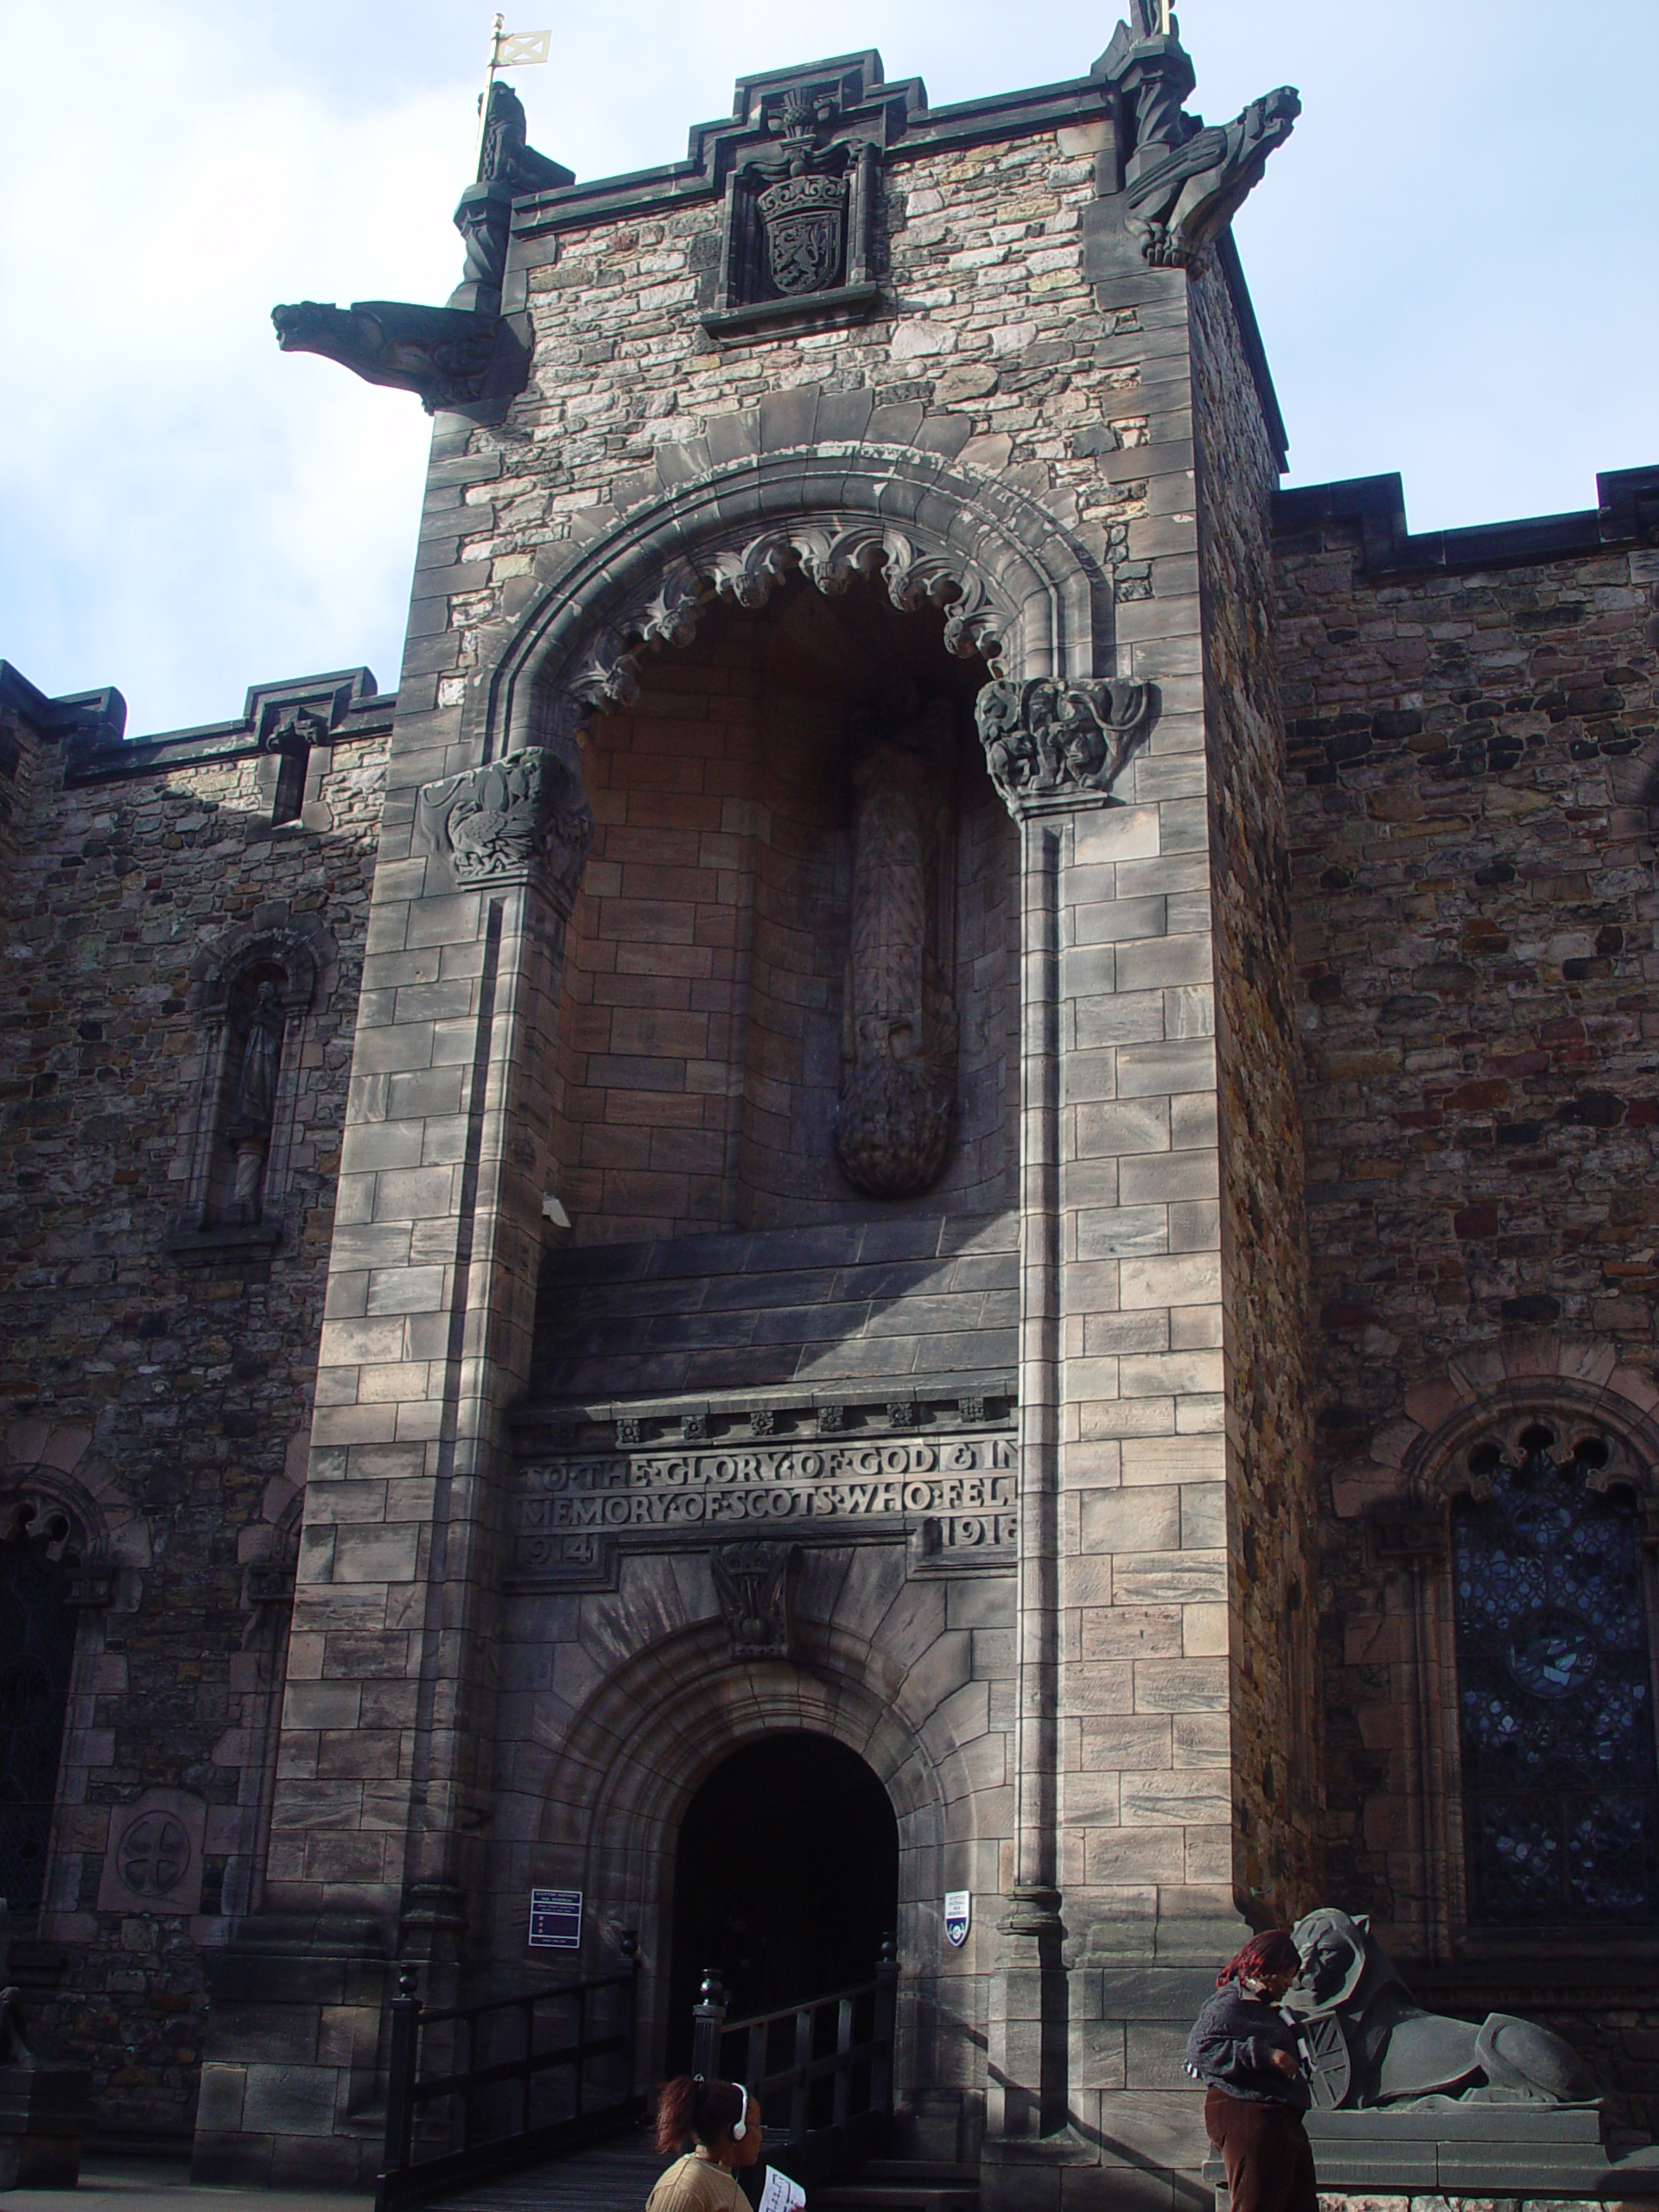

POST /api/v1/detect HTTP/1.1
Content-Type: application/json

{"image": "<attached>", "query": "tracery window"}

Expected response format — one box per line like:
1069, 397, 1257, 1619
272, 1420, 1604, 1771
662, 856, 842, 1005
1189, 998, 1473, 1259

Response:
1452, 1421, 1659, 1926
0, 1510, 78, 1913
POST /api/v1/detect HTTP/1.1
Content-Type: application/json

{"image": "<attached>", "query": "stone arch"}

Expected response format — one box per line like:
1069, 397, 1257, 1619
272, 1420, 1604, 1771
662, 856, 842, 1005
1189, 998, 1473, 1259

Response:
1330, 1334, 1659, 1522
1327, 1337, 1659, 1958
185, 912, 334, 1021
0, 1415, 146, 1571
0, 1427, 141, 1926
466, 400, 1114, 760
528, 1572, 997, 2091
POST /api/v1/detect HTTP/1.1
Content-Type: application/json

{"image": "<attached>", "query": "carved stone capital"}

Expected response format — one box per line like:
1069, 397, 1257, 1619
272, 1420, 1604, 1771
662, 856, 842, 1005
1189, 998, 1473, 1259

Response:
415, 747, 593, 908
974, 677, 1158, 814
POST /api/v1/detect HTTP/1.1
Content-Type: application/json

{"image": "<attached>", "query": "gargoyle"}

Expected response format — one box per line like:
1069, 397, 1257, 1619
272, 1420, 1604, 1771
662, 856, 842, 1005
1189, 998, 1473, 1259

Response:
271, 79, 569, 414
1125, 87, 1301, 268
1285, 1906, 1599, 2109
271, 301, 499, 415
1095, 6, 1300, 270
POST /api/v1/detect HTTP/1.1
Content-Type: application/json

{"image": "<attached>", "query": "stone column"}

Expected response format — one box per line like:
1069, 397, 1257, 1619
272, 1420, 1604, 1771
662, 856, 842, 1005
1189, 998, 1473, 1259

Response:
977, 251, 1313, 2212
976, 680, 1169, 2186
192, 745, 591, 2186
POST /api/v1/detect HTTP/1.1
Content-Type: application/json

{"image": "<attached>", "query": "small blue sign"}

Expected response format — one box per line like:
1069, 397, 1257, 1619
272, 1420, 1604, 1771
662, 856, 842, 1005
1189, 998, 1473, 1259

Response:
529, 1888, 583, 1949
944, 1890, 970, 1948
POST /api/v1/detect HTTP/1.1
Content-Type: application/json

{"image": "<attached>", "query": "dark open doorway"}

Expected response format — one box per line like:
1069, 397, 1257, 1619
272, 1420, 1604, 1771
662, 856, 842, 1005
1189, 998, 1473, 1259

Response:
666, 1732, 899, 2069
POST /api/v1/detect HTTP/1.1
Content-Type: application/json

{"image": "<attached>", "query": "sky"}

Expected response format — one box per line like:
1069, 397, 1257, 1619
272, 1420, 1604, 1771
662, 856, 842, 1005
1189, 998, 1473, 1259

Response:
2, 0, 1655, 738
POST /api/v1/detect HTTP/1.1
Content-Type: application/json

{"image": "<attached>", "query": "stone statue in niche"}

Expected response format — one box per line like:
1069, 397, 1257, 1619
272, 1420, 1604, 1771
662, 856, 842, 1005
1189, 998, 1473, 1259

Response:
225, 979, 284, 1226
834, 688, 958, 1200
1284, 1907, 1599, 2108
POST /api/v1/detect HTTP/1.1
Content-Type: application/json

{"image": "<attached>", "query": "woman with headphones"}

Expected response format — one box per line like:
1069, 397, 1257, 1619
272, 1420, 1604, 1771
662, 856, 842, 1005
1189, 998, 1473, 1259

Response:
647, 2075, 765, 2209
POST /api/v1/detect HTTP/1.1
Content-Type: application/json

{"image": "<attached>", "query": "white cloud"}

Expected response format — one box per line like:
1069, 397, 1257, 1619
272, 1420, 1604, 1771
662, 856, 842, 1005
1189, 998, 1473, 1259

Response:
1, 0, 1653, 732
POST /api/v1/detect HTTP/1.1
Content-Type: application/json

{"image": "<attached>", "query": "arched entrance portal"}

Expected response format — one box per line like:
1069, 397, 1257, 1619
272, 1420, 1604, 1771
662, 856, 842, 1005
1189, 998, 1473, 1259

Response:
666, 1732, 899, 2069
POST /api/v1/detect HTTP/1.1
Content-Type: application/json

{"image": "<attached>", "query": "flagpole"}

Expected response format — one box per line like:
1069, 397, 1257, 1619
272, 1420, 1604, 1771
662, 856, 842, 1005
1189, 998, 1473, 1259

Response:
474, 11, 505, 180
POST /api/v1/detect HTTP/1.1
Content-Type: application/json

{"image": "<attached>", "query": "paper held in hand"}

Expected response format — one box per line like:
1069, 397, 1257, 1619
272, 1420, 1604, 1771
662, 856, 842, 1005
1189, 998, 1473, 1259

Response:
757, 2169, 807, 2212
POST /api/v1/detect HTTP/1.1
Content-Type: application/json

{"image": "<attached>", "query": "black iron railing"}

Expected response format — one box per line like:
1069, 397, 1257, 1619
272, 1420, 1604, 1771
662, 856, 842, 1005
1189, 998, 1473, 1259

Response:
690, 1937, 899, 2189
375, 1942, 642, 2212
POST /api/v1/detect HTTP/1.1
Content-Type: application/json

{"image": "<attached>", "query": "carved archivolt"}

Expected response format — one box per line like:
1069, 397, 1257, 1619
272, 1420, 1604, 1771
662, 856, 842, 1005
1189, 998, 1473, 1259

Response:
465, 432, 1110, 761
555, 521, 1005, 740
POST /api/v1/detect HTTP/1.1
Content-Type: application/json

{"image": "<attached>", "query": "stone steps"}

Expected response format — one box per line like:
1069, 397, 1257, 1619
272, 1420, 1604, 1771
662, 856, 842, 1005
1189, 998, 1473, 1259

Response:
817, 2158, 980, 2211
431, 2136, 672, 2211
430, 2144, 982, 2212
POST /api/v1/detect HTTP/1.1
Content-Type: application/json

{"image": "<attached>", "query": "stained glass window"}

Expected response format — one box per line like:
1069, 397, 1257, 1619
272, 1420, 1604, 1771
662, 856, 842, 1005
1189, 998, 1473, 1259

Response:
1452, 1424, 1659, 1925
0, 1532, 76, 1913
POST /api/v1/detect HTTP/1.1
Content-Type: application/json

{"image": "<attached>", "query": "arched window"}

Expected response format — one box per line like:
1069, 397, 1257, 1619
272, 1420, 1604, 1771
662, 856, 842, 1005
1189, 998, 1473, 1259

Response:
1452, 1421, 1659, 1926
0, 1505, 79, 1913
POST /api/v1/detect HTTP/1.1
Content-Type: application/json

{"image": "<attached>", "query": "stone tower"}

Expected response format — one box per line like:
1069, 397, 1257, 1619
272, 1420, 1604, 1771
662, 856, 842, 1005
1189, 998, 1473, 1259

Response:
193, 22, 1316, 2204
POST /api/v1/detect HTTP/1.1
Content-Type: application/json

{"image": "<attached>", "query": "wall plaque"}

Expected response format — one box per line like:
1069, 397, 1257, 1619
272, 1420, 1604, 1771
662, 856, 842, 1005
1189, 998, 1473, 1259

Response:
98, 1788, 207, 1916
528, 1888, 583, 1949
507, 1430, 1016, 1591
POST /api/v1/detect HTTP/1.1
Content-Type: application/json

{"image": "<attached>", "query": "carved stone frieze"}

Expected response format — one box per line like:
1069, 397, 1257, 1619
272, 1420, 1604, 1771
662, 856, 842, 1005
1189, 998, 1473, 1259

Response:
835, 690, 959, 1200
414, 747, 593, 906
974, 677, 1158, 812
710, 1540, 801, 1660
96, 1788, 207, 1916
508, 1426, 1018, 1589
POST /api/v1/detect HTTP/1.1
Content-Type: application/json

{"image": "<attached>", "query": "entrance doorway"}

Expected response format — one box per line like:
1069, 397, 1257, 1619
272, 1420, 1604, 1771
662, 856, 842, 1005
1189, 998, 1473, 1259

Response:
666, 1732, 899, 2068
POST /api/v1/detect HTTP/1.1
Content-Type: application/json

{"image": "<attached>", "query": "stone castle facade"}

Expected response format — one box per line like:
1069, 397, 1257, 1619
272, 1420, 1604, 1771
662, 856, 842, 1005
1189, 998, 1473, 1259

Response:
1, 12, 1656, 2204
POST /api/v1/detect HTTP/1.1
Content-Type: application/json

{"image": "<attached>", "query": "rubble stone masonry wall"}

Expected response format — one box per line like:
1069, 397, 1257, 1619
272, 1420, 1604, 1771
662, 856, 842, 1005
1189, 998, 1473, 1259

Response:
1275, 508, 1659, 2125
0, 704, 386, 2139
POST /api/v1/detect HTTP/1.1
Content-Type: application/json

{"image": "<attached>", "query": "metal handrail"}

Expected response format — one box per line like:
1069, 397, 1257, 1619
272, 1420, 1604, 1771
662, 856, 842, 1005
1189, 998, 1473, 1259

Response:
690, 1936, 899, 2187
376, 1941, 641, 2212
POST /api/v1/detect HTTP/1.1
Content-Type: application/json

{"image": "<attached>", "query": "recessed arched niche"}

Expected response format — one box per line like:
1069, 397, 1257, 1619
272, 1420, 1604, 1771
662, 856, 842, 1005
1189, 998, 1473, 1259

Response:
550, 573, 1017, 1243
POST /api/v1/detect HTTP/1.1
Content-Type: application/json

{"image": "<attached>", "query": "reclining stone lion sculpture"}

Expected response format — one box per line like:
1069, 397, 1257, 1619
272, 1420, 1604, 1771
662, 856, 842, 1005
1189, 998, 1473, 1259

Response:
1285, 1907, 1599, 2109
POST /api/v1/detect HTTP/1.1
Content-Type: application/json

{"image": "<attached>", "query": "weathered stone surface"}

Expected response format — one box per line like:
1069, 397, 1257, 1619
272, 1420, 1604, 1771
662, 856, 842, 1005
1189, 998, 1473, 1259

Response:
0, 679, 386, 2139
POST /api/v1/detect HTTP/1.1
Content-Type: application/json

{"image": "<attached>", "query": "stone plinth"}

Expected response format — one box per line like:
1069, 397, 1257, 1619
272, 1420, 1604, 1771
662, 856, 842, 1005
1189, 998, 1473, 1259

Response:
0, 2067, 93, 2189
1208, 2107, 1659, 2204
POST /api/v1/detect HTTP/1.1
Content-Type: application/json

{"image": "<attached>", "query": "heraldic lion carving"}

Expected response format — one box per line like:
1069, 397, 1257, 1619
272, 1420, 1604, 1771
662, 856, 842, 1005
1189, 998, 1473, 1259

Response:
1284, 1907, 1599, 2110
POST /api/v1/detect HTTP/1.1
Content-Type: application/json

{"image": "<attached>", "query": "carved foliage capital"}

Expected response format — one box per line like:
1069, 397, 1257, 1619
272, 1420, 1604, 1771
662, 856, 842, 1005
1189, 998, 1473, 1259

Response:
415, 747, 593, 908
974, 677, 1158, 813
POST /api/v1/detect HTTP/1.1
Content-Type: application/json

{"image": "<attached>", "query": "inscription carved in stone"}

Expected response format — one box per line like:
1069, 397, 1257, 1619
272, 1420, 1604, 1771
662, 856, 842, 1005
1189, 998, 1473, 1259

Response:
835, 690, 959, 1199
510, 1432, 1016, 1587
975, 677, 1157, 811
415, 747, 594, 905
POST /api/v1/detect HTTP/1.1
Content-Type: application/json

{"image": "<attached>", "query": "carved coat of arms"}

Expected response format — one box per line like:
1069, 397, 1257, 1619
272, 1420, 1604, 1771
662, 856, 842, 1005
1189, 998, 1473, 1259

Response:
757, 173, 846, 296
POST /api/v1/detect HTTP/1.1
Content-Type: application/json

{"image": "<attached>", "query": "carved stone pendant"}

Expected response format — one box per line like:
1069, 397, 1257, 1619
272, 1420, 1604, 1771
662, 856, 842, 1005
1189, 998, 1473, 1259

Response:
834, 691, 958, 1199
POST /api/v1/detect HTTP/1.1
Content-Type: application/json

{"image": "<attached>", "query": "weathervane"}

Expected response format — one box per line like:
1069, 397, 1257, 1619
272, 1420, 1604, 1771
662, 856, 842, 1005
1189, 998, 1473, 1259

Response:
475, 12, 552, 175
